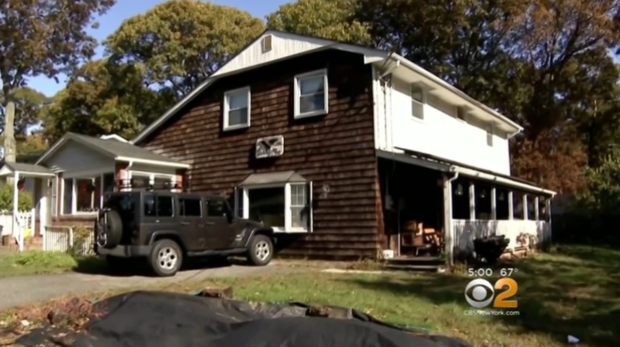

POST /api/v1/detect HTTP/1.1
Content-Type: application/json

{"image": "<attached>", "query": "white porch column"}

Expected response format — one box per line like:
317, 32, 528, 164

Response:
443, 174, 457, 267
469, 182, 475, 220
523, 194, 528, 220
508, 190, 514, 220
534, 196, 539, 220
491, 187, 497, 220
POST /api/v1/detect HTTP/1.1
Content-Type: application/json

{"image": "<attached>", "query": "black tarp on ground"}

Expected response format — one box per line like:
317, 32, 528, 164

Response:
17, 291, 471, 347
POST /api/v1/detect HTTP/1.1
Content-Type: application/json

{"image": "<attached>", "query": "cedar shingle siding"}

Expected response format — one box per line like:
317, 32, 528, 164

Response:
140, 50, 382, 258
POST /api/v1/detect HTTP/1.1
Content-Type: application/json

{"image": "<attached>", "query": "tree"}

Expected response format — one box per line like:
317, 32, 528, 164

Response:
350, 0, 620, 192
266, 0, 371, 45
0, 0, 116, 164
42, 59, 174, 142
0, 87, 51, 137
105, 0, 264, 97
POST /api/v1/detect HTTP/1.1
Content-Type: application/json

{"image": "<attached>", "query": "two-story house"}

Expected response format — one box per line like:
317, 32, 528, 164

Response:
2, 30, 555, 262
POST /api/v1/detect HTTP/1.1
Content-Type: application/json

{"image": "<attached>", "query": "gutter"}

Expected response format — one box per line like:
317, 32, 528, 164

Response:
450, 166, 556, 197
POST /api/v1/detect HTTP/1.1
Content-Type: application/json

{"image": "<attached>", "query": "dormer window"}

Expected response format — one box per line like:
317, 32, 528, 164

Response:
223, 87, 251, 131
411, 85, 424, 120
294, 69, 329, 119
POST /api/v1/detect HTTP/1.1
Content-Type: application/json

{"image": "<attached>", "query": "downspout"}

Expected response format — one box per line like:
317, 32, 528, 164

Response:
444, 169, 459, 268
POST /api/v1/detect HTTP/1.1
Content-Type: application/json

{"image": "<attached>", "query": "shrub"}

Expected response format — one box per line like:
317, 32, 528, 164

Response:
0, 183, 33, 212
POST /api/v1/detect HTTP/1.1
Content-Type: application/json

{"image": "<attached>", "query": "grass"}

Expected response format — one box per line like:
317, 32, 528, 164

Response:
0, 245, 618, 347
0, 251, 105, 277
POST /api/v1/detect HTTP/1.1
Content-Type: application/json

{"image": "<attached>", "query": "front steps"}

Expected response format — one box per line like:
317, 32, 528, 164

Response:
0, 236, 43, 253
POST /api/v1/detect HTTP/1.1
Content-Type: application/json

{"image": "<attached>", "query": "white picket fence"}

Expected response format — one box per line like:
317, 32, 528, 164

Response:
43, 226, 95, 256
0, 211, 35, 236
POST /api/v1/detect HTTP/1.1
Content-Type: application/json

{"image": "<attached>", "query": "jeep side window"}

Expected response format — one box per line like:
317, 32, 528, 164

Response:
143, 194, 174, 217
206, 198, 226, 217
157, 196, 174, 217
144, 194, 156, 217
179, 198, 201, 217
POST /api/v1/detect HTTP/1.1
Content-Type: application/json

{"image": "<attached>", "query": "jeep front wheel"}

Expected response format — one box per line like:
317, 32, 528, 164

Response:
247, 234, 273, 266
149, 239, 183, 277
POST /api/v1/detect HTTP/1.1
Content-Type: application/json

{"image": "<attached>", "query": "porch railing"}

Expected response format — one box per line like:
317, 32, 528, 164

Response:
43, 226, 95, 256
453, 219, 551, 255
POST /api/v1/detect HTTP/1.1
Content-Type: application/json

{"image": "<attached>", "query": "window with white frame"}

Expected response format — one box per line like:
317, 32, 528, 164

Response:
486, 125, 494, 147
411, 85, 424, 119
62, 173, 115, 214
239, 182, 312, 232
294, 69, 328, 118
223, 87, 250, 130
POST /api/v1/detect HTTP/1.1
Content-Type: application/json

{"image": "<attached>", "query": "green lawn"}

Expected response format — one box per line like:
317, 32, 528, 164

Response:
0, 245, 619, 347
0, 251, 105, 277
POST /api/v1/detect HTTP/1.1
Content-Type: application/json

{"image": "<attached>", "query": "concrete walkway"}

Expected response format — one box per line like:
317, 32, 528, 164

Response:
0, 264, 299, 310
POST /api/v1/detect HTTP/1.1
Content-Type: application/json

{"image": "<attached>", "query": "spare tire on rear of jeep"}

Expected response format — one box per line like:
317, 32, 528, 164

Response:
98, 210, 123, 249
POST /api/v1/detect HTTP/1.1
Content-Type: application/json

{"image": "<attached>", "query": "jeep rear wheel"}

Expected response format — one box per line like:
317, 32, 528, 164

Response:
149, 239, 183, 277
247, 234, 273, 266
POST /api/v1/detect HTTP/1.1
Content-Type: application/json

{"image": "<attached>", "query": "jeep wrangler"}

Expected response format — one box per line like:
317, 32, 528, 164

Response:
94, 191, 275, 277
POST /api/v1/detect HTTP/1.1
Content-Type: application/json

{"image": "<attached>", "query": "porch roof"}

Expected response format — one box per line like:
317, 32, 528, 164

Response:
36, 132, 191, 169
239, 171, 307, 186
0, 162, 54, 177
377, 149, 556, 196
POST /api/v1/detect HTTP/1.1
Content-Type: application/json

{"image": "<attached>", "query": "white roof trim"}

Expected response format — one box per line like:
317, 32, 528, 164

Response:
115, 156, 190, 169
100, 134, 128, 142
452, 166, 556, 196
132, 30, 522, 144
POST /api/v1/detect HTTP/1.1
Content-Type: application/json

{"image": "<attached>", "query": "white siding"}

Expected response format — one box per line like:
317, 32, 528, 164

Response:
386, 78, 511, 175
41, 141, 113, 173
213, 32, 329, 76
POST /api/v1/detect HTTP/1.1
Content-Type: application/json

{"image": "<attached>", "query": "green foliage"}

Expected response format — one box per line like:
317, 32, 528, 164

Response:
0, 0, 116, 162
573, 150, 620, 215
42, 59, 174, 142
105, 0, 265, 96
68, 225, 95, 257
266, 0, 371, 45
0, 184, 33, 212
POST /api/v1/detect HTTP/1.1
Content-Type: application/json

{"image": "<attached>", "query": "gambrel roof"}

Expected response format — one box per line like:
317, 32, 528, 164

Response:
132, 30, 522, 144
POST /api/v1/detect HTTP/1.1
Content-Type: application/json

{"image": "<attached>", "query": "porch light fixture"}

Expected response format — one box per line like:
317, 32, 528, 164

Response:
498, 191, 505, 201
455, 184, 463, 196
479, 189, 487, 199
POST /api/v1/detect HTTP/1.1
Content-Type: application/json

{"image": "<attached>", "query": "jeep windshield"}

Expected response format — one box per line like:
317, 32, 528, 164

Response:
103, 193, 138, 223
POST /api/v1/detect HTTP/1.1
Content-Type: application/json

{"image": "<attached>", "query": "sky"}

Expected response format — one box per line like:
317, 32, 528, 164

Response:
28, 0, 291, 97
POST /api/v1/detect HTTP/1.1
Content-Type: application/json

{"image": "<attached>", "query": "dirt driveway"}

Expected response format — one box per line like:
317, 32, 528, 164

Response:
0, 264, 300, 310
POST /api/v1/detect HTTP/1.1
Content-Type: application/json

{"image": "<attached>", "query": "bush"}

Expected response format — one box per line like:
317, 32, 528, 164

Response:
0, 183, 33, 212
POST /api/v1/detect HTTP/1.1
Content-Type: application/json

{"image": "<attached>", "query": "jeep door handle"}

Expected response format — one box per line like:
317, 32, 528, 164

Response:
180, 221, 190, 225
205, 222, 215, 225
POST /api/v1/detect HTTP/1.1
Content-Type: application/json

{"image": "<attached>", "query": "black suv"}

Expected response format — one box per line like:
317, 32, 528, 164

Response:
94, 191, 275, 277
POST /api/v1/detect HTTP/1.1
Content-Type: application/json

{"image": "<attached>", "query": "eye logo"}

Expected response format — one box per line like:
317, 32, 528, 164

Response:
465, 278, 495, 308
464, 278, 519, 309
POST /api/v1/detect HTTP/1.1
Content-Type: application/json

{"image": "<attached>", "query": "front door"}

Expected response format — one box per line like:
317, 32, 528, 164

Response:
204, 197, 234, 249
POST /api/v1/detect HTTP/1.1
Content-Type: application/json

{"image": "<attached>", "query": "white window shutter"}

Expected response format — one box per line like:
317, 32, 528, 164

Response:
308, 181, 313, 232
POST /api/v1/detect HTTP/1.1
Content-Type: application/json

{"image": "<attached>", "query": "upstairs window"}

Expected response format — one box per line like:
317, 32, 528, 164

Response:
486, 125, 494, 147
224, 87, 250, 131
411, 86, 424, 120
456, 107, 466, 121
294, 69, 328, 119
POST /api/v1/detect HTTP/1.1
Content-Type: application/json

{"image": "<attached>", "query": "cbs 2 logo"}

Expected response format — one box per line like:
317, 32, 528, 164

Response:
464, 278, 518, 308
